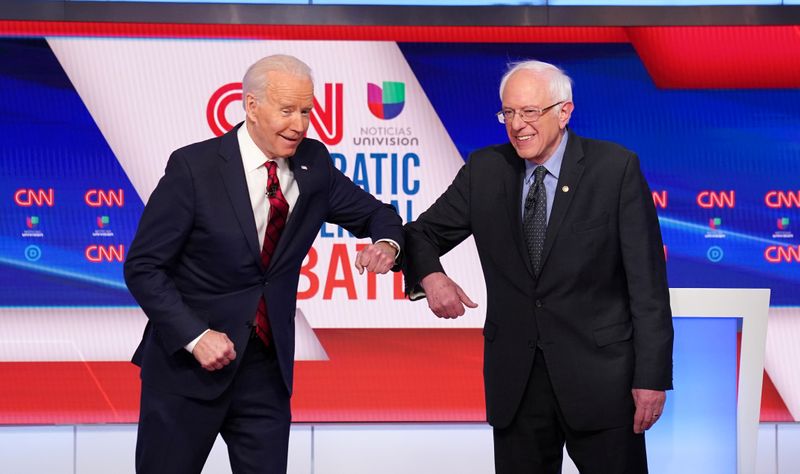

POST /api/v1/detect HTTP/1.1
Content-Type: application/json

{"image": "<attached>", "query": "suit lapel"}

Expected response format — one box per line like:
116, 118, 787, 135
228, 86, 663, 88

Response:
540, 133, 585, 274
499, 145, 535, 278
218, 124, 263, 267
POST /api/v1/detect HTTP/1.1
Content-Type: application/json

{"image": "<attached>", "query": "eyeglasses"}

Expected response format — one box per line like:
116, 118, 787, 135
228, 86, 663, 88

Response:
496, 101, 565, 124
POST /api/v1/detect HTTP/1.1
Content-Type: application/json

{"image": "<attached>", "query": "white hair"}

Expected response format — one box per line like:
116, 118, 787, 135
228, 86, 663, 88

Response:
242, 54, 313, 107
498, 60, 573, 103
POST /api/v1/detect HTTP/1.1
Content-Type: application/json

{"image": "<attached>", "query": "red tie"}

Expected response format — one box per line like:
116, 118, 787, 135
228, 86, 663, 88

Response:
254, 161, 289, 347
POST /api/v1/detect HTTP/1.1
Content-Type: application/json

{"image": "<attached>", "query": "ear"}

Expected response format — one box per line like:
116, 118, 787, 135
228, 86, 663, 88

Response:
244, 93, 259, 122
558, 101, 574, 129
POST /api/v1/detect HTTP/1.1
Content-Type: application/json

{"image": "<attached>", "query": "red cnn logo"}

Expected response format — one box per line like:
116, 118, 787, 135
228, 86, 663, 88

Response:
652, 191, 668, 209
207, 82, 242, 137
206, 82, 344, 146
85, 189, 124, 207
14, 189, 54, 207
765, 191, 800, 208
85, 245, 125, 263
764, 245, 800, 263
310, 83, 343, 146
696, 191, 735, 208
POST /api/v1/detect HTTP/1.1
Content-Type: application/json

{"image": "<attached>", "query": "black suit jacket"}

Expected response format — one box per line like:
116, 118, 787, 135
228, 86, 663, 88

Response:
405, 132, 673, 431
125, 124, 403, 400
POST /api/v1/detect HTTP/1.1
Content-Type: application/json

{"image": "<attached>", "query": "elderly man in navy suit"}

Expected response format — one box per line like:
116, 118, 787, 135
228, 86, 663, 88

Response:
125, 54, 403, 474
404, 59, 673, 474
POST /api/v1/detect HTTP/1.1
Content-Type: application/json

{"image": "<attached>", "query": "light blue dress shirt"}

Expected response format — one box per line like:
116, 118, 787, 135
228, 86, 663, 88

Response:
521, 131, 569, 224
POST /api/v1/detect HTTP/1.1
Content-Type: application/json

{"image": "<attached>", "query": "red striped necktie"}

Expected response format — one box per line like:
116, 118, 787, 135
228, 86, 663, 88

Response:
254, 161, 289, 347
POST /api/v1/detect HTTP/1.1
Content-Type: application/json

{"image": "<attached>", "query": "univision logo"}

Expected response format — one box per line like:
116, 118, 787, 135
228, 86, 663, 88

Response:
22, 215, 44, 238
368, 82, 405, 120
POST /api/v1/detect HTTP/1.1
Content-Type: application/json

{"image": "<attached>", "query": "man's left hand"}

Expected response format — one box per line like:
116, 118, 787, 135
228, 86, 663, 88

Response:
355, 241, 397, 275
632, 388, 666, 433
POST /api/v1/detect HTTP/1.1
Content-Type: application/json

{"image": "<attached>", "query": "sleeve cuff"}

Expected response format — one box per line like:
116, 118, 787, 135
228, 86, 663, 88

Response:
184, 329, 211, 353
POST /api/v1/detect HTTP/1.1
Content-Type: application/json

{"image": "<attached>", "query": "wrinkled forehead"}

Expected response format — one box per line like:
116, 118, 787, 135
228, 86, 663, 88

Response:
501, 71, 553, 107
266, 72, 314, 103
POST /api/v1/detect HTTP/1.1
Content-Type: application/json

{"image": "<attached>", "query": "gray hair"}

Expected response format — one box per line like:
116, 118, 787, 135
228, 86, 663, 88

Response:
242, 54, 313, 107
498, 60, 573, 103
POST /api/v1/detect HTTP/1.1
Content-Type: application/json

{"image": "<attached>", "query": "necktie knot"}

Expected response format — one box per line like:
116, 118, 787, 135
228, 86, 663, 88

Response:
265, 160, 278, 178
265, 161, 279, 198
533, 165, 547, 185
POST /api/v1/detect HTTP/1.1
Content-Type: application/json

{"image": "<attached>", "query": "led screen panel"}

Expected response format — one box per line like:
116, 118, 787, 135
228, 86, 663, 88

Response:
0, 26, 798, 432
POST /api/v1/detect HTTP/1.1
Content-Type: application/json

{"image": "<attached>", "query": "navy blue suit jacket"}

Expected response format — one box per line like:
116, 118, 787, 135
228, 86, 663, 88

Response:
125, 124, 403, 400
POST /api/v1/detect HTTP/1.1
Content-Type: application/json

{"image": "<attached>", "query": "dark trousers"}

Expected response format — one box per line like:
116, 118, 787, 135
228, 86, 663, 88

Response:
136, 337, 290, 474
493, 349, 647, 474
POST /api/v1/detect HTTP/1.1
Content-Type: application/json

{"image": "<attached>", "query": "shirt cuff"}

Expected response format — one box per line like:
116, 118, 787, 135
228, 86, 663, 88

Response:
184, 329, 211, 353
408, 288, 426, 301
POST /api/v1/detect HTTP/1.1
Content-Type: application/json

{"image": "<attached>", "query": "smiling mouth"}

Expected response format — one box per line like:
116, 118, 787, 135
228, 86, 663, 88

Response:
516, 134, 534, 142
281, 135, 303, 145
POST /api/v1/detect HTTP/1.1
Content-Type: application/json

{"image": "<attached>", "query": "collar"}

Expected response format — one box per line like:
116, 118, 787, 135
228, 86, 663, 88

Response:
237, 123, 286, 172
524, 130, 569, 183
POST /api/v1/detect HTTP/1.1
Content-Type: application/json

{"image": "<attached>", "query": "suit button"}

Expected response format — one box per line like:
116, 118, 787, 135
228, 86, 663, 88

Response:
528, 340, 536, 349
535, 299, 543, 308
262, 280, 269, 286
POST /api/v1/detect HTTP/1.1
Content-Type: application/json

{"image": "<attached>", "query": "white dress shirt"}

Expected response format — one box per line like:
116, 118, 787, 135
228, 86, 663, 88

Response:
237, 124, 300, 247
186, 125, 398, 352
185, 125, 299, 353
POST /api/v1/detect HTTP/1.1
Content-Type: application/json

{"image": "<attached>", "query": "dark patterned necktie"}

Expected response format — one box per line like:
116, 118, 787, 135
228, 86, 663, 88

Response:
523, 166, 548, 277
254, 161, 289, 347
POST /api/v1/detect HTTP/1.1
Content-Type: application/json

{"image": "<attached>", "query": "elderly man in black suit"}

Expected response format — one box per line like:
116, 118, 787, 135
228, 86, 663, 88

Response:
404, 59, 673, 474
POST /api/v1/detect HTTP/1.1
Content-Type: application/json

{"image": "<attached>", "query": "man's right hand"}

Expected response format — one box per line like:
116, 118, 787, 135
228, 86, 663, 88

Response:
420, 272, 478, 319
192, 330, 236, 371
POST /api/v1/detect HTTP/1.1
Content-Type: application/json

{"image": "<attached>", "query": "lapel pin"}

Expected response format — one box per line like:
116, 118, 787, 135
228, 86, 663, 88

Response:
300, 165, 308, 170
562, 186, 570, 193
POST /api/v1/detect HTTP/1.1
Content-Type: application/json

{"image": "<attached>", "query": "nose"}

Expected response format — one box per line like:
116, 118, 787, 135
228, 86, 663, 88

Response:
289, 111, 308, 133
510, 111, 528, 131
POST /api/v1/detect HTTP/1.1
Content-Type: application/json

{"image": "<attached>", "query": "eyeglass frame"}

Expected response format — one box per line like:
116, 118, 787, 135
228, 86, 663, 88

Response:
496, 101, 566, 124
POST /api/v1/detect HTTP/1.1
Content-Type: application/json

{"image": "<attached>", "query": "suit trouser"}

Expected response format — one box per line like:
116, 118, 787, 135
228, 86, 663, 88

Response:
136, 336, 290, 474
493, 349, 647, 474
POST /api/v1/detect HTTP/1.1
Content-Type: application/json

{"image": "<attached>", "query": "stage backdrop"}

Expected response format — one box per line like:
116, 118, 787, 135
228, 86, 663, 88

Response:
0, 24, 798, 424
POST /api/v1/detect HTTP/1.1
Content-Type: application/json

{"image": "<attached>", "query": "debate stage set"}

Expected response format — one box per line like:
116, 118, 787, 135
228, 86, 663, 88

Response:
1, 2, 800, 473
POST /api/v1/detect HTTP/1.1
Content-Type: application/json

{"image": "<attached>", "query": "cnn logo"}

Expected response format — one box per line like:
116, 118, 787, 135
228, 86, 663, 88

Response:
765, 191, 800, 208
207, 82, 343, 146
764, 245, 800, 263
85, 189, 124, 207
696, 191, 735, 208
85, 245, 125, 263
14, 188, 54, 207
